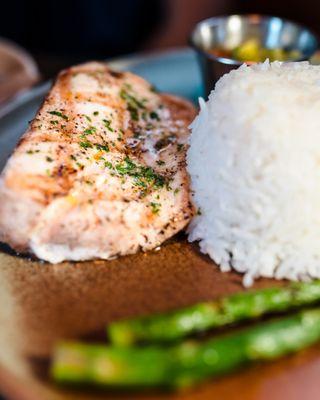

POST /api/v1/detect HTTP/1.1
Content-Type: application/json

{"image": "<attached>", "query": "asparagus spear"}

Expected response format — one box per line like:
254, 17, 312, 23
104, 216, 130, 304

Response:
52, 308, 320, 389
107, 280, 320, 345
51, 342, 172, 388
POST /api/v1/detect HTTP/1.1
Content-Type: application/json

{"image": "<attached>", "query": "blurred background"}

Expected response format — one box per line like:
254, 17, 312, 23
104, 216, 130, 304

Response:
0, 0, 320, 104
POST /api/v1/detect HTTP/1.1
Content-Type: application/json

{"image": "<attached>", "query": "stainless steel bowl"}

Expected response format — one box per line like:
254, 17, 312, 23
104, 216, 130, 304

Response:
190, 15, 319, 96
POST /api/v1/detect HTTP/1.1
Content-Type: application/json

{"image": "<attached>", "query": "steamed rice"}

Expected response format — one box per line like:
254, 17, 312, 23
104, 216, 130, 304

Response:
187, 61, 320, 286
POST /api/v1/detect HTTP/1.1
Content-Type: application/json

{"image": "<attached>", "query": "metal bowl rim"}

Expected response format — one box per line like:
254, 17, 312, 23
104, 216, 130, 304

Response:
189, 14, 319, 65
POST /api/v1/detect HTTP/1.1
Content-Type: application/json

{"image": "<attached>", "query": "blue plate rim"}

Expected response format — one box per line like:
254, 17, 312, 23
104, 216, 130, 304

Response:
0, 47, 194, 120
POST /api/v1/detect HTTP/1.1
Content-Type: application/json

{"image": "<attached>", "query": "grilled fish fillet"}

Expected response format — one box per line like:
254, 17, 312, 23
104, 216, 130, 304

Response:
0, 62, 196, 263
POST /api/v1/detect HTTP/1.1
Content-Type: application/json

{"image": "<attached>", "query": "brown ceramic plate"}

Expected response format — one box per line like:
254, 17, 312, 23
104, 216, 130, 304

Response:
1, 237, 320, 400
0, 50, 319, 400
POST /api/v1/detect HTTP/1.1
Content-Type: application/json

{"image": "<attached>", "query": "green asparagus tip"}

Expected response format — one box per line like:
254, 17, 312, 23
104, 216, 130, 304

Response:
51, 341, 173, 388
51, 342, 88, 384
107, 322, 135, 346
51, 342, 125, 385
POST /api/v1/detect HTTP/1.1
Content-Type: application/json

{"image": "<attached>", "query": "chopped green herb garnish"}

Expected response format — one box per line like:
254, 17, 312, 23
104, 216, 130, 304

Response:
48, 110, 68, 121
149, 202, 161, 214
120, 90, 146, 109
114, 157, 166, 192
129, 107, 139, 121
123, 83, 133, 90
84, 115, 92, 122
70, 154, 77, 161
26, 150, 34, 154
104, 161, 113, 169
83, 126, 97, 136
46, 156, 53, 162
117, 131, 123, 141
50, 120, 59, 125
93, 111, 99, 116
120, 87, 146, 121
115, 157, 136, 174
95, 143, 110, 152
76, 162, 84, 169
156, 160, 165, 166
79, 141, 93, 149
150, 111, 160, 121
103, 119, 114, 132
177, 143, 184, 152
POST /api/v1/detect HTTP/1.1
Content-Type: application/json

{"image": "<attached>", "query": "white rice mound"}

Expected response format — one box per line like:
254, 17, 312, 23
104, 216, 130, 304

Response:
187, 61, 320, 286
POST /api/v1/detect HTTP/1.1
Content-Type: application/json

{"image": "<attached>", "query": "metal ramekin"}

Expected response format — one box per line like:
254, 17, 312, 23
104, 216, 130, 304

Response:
190, 15, 319, 97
